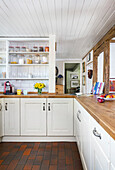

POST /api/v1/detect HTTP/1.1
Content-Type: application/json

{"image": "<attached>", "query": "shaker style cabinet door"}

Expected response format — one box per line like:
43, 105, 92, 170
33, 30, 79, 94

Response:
21, 99, 46, 136
81, 109, 91, 170
4, 98, 20, 135
74, 100, 82, 152
91, 139, 110, 170
47, 98, 73, 136
0, 99, 3, 137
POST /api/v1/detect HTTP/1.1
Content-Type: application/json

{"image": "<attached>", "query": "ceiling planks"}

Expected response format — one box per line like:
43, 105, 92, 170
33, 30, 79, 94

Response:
0, 0, 114, 59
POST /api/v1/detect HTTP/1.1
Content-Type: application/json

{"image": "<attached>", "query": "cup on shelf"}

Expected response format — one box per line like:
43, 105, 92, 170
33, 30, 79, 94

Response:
28, 73, 33, 78
23, 90, 28, 95
17, 89, 21, 95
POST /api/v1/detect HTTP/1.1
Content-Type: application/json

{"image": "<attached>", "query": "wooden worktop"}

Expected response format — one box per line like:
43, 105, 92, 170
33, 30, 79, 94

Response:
0, 94, 75, 98
75, 96, 115, 140
0, 93, 115, 140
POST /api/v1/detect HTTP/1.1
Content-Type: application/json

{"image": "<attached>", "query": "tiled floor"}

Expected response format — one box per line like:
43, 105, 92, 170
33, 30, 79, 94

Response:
0, 142, 83, 170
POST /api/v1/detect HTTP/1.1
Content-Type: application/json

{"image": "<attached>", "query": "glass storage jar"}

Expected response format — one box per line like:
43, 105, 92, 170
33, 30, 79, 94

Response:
33, 46, 38, 52
45, 46, 49, 52
21, 46, 26, 52
15, 46, 20, 52
11, 54, 18, 64
9, 46, 14, 52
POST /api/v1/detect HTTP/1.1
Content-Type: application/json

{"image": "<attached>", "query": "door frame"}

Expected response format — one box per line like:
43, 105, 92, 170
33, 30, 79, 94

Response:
63, 61, 82, 93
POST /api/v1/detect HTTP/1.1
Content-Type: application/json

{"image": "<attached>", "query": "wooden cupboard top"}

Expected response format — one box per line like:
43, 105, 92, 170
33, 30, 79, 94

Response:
0, 93, 115, 140
0, 94, 75, 98
75, 96, 115, 140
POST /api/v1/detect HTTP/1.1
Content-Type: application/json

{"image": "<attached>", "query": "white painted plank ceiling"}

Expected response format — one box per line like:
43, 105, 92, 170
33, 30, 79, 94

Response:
0, 0, 115, 59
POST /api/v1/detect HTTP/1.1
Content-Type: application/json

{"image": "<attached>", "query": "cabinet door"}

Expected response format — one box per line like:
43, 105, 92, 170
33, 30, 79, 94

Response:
81, 110, 91, 170
91, 135, 110, 170
110, 137, 115, 169
21, 98, 46, 136
74, 100, 82, 151
47, 98, 73, 136
0, 99, 3, 137
4, 98, 20, 135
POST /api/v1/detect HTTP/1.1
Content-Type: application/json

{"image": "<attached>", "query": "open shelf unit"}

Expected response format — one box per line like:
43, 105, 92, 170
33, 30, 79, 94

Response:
0, 36, 56, 93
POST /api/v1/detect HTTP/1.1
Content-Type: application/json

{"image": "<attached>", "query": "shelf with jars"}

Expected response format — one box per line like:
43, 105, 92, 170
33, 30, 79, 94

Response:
0, 36, 55, 93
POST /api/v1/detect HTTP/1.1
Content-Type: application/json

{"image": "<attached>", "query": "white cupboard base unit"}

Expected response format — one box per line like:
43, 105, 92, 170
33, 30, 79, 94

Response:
21, 98, 46, 136
47, 98, 73, 136
2, 136, 76, 142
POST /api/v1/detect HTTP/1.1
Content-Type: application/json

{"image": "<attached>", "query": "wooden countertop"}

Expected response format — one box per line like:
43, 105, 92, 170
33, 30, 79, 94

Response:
75, 96, 115, 140
0, 93, 115, 140
0, 94, 75, 98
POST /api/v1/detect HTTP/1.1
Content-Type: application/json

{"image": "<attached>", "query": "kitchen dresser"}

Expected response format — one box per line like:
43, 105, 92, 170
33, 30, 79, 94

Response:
0, 95, 115, 170
0, 35, 55, 93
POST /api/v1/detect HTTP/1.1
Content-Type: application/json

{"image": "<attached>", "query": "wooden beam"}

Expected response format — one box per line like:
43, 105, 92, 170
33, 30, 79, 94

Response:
93, 55, 98, 84
94, 25, 115, 51
94, 42, 105, 56
110, 40, 115, 43
103, 41, 110, 94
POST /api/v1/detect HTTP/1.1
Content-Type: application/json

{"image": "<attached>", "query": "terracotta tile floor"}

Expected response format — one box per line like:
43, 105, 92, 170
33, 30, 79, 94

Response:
0, 142, 83, 170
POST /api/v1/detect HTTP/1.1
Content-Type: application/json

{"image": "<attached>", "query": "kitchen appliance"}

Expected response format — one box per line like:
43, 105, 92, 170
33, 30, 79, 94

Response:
4, 81, 12, 95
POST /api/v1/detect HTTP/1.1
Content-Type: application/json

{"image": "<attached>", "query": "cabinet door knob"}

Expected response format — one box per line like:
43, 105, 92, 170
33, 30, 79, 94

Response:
5, 103, 8, 111
43, 103, 45, 111
48, 103, 50, 111
93, 128, 101, 139
0, 103, 2, 111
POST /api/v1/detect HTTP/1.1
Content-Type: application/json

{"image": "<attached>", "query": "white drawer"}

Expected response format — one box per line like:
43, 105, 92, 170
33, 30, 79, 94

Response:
90, 116, 110, 159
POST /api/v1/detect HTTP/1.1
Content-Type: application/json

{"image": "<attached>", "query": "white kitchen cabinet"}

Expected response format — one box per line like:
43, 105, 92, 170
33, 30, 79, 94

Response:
74, 100, 111, 170
21, 98, 46, 136
91, 137, 110, 170
110, 137, 115, 170
47, 98, 73, 136
81, 107, 91, 170
4, 98, 20, 135
0, 99, 3, 137
74, 99, 82, 152
90, 115, 110, 170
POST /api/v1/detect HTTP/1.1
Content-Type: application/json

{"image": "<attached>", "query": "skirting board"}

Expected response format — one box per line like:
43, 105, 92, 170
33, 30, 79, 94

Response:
2, 136, 76, 142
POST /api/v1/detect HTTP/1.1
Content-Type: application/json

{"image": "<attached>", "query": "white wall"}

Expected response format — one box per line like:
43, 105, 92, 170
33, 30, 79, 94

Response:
97, 52, 104, 82
110, 43, 115, 78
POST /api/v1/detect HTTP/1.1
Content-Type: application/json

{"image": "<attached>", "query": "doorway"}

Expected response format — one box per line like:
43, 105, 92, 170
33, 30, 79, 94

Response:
64, 63, 80, 94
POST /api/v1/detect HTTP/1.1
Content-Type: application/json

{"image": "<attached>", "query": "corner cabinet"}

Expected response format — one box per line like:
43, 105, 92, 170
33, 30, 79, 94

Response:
21, 98, 46, 136
47, 98, 73, 136
4, 98, 20, 135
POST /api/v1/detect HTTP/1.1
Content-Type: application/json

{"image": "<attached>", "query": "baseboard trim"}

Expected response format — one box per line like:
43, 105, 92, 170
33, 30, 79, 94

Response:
2, 136, 76, 142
